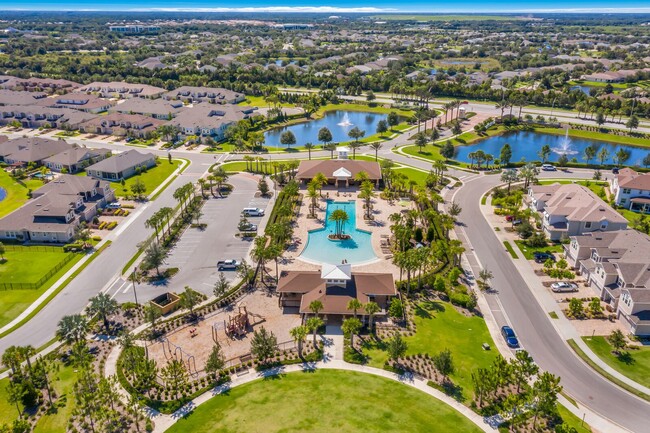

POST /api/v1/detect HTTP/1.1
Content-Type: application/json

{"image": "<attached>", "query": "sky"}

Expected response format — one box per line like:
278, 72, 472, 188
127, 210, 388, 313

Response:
1, 1, 650, 13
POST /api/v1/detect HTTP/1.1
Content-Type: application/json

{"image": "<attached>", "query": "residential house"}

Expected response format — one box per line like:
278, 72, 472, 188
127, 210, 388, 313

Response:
0, 76, 81, 93
162, 86, 245, 104
38, 94, 115, 113
109, 98, 185, 120
78, 113, 164, 138
610, 168, 650, 213
86, 149, 156, 181
526, 183, 628, 241
42, 147, 112, 173
0, 89, 47, 106
166, 103, 256, 139
75, 82, 166, 99
0, 175, 114, 243
0, 105, 96, 129
0, 137, 74, 166
277, 263, 396, 322
564, 230, 650, 335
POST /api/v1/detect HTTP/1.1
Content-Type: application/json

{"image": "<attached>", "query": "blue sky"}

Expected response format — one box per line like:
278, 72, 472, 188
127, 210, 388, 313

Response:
1, 1, 650, 13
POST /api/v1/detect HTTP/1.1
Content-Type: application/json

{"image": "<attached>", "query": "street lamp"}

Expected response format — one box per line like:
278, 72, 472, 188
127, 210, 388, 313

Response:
132, 266, 139, 306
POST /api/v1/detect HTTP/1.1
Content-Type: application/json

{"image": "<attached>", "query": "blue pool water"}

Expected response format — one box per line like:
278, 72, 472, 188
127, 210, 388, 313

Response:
453, 131, 650, 166
299, 200, 378, 265
264, 110, 388, 148
0, 187, 6, 203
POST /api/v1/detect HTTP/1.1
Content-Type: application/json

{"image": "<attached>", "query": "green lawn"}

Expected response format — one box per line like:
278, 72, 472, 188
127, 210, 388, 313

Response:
0, 247, 85, 328
33, 362, 79, 433
112, 160, 181, 197
557, 404, 592, 433
513, 240, 566, 260
583, 336, 650, 388
362, 300, 499, 402
0, 248, 72, 284
536, 127, 650, 149
0, 170, 43, 217
0, 360, 79, 430
166, 369, 482, 433
0, 377, 20, 425
393, 167, 430, 186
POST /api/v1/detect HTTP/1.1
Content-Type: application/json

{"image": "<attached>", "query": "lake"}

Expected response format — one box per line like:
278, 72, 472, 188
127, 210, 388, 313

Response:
264, 110, 388, 148
453, 131, 650, 166
570, 85, 593, 96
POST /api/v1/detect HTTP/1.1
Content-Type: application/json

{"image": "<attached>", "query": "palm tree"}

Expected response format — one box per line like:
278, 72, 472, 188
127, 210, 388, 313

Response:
349, 141, 362, 160
369, 142, 383, 161
87, 293, 119, 333
145, 214, 161, 243
328, 208, 349, 238
304, 142, 315, 160
2, 346, 22, 375
313, 172, 328, 196
364, 302, 380, 331
290, 325, 308, 358
56, 314, 89, 344
347, 299, 363, 318
306, 316, 324, 347
309, 300, 324, 318
342, 317, 362, 347
307, 183, 319, 217
359, 181, 376, 219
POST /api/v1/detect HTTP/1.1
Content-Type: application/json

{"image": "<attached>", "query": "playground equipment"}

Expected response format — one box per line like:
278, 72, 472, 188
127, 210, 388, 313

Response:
159, 337, 198, 377
226, 306, 249, 338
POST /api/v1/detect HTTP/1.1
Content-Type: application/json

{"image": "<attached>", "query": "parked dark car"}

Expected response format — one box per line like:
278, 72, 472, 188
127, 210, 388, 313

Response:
612, 167, 619, 174
534, 252, 556, 263
501, 326, 520, 348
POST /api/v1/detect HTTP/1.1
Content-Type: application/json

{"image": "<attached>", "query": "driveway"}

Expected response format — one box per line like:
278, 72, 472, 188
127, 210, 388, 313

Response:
114, 174, 271, 303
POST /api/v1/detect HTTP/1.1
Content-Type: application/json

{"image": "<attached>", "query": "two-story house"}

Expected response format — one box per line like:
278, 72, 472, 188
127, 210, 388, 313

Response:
527, 183, 628, 241
0, 175, 114, 243
610, 168, 650, 214
564, 230, 650, 335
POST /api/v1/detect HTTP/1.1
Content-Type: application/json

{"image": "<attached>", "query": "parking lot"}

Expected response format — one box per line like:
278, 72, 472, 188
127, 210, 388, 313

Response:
115, 174, 272, 303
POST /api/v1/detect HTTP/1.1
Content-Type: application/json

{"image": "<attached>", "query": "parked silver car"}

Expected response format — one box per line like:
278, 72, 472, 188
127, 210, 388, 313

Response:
551, 282, 578, 293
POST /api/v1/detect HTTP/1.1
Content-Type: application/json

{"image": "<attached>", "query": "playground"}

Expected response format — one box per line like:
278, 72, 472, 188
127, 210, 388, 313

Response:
146, 290, 301, 375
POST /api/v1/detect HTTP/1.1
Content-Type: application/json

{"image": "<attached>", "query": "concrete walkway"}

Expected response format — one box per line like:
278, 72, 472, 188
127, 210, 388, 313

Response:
480, 193, 650, 398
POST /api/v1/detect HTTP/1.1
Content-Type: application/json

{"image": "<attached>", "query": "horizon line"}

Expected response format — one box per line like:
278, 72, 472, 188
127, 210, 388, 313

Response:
2, 7, 650, 14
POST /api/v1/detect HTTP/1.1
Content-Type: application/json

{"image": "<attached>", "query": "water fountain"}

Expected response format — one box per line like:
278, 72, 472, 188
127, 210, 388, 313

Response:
337, 113, 353, 127
551, 129, 578, 155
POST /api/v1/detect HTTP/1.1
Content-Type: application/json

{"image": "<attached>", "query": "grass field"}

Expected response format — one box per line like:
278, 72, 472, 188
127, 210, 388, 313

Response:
583, 336, 650, 388
0, 170, 43, 217
0, 359, 79, 430
111, 159, 181, 197
33, 362, 79, 433
362, 300, 499, 402
0, 247, 84, 328
166, 369, 482, 433
392, 167, 430, 186
557, 404, 592, 433
513, 241, 565, 261
536, 127, 650, 149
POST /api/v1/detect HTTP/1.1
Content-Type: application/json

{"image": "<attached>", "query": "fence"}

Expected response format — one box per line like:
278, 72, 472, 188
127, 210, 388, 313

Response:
2, 245, 66, 253
0, 250, 77, 290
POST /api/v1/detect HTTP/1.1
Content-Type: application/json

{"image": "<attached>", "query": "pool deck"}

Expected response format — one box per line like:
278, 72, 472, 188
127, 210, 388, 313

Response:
279, 186, 402, 278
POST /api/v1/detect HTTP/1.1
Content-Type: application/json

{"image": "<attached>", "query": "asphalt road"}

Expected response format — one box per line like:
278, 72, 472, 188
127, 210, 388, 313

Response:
452, 172, 650, 433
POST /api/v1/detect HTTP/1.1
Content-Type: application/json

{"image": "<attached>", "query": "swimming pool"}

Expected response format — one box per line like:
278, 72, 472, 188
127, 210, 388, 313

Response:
0, 187, 6, 203
299, 200, 378, 265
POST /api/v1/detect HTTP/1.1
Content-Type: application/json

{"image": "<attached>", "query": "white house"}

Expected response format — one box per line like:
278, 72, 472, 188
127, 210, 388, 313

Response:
610, 168, 650, 214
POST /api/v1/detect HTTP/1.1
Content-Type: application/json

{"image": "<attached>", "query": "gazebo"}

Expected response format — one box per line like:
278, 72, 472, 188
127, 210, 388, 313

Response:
333, 167, 352, 187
